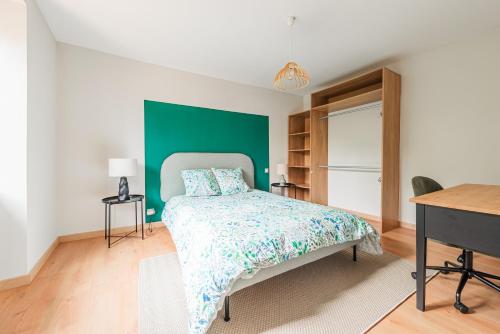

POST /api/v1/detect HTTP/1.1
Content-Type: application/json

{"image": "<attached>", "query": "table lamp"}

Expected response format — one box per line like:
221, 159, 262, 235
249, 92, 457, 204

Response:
108, 158, 137, 201
276, 163, 287, 186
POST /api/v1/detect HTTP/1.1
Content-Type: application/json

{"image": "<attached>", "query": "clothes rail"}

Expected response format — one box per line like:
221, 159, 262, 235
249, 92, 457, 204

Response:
319, 101, 382, 120
318, 165, 381, 173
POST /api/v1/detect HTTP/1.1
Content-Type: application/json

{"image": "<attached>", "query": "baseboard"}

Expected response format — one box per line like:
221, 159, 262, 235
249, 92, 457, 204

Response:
0, 222, 165, 291
58, 225, 138, 243
399, 221, 416, 230
29, 238, 59, 280
0, 273, 31, 292
0, 237, 59, 291
59, 222, 164, 243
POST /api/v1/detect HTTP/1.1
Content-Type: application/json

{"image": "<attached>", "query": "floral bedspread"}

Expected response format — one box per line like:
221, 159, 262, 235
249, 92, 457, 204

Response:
162, 190, 382, 334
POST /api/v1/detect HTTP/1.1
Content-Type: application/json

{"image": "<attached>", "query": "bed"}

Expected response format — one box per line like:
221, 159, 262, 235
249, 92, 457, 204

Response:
160, 153, 382, 334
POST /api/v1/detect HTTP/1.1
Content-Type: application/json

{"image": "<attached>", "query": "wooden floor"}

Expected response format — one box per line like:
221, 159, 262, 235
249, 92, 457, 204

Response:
0, 227, 499, 334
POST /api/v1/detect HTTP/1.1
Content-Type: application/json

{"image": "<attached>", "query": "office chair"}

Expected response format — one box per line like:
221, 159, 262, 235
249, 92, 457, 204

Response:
410, 176, 500, 313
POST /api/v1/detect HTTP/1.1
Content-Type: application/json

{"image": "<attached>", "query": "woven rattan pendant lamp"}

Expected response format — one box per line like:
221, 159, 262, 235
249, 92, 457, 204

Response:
273, 16, 309, 91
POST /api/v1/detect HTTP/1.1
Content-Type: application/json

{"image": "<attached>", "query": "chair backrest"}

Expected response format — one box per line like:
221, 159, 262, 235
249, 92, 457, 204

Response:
411, 176, 443, 196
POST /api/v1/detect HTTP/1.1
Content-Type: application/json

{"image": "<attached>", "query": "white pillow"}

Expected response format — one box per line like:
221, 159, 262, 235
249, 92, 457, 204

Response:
181, 169, 221, 196
211, 167, 249, 195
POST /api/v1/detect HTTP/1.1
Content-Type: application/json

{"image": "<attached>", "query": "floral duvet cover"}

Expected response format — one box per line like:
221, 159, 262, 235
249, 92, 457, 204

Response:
162, 189, 382, 334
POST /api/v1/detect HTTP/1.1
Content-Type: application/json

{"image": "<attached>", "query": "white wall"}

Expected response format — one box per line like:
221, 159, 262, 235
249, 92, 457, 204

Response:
304, 28, 500, 226
388, 28, 500, 225
0, 0, 28, 280
0, 0, 58, 280
56, 43, 303, 235
26, 0, 58, 270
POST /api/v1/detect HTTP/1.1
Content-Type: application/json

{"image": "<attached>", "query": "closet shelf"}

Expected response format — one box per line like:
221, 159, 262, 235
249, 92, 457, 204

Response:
295, 183, 310, 189
288, 165, 310, 169
289, 131, 310, 136
289, 149, 310, 152
312, 89, 382, 114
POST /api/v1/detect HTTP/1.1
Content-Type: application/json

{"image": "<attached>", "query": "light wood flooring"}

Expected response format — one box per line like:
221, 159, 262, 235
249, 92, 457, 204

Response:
0, 226, 498, 333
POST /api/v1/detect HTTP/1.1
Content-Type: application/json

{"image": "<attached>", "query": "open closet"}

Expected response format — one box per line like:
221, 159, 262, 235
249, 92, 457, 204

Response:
288, 67, 401, 232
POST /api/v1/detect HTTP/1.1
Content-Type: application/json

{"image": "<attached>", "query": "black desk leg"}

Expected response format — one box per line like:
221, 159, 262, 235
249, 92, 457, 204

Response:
141, 199, 144, 240
135, 202, 138, 232
108, 203, 112, 248
416, 204, 427, 311
104, 204, 108, 240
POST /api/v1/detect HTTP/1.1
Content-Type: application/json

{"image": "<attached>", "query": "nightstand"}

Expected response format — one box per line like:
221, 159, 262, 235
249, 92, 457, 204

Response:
102, 194, 144, 248
271, 183, 297, 199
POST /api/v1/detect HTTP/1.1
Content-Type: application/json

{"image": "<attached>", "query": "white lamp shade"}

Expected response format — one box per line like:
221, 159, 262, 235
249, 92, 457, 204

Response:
276, 163, 287, 175
108, 158, 137, 177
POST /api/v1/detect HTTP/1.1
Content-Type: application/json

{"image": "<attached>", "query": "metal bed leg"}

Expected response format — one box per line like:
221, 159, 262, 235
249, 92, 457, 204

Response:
353, 245, 357, 262
224, 296, 230, 322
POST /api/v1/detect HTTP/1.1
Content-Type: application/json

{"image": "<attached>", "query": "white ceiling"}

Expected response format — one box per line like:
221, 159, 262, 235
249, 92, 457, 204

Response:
36, 0, 500, 94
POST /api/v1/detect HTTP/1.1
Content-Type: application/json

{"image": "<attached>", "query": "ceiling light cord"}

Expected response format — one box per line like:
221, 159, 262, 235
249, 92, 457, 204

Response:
288, 16, 295, 62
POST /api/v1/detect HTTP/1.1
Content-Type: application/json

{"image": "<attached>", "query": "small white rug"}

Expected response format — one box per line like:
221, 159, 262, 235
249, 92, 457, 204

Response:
139, 250, 435, 334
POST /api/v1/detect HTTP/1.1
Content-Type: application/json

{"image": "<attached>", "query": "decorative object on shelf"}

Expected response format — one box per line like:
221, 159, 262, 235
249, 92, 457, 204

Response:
273, 16, 309, 91
108, 158, 137, 201
276, 163, 288, 185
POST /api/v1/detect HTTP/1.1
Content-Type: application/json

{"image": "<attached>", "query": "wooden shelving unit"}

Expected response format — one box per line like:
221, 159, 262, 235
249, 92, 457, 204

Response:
288, 111, 311, 201
309, 67, 401, 233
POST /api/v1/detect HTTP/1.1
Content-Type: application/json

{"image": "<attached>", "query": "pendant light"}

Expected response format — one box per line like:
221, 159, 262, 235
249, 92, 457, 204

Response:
273, 16, 309, 91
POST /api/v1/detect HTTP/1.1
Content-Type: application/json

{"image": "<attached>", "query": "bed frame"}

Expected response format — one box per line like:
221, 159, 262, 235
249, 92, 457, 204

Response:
160, 152, 359, 322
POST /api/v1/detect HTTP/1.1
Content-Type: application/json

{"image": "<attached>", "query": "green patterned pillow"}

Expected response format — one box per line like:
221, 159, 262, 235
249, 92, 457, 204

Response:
211, 167, 250, 195
181, 169, 221, 196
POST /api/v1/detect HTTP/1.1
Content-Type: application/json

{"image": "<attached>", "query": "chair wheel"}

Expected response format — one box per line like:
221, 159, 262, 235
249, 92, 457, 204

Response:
411, 272, 417, 279
440, 270, 450, 275
457, 255, 464, 263
454, 302, 469, 314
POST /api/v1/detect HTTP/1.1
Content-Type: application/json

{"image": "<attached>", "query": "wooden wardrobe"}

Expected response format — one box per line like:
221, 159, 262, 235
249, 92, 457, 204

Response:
288, 67, 401, 233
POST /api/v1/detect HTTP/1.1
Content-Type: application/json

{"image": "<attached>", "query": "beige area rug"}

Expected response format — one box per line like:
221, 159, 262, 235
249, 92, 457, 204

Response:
139, 250, 435, 334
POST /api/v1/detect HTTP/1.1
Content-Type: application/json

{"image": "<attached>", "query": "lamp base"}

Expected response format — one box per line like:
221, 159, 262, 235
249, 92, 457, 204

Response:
279, 175, 287, 186
118, 177, 130, 201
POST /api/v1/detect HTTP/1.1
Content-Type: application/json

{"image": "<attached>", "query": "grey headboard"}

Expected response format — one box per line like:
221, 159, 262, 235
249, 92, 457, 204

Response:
160, 152, 254, 202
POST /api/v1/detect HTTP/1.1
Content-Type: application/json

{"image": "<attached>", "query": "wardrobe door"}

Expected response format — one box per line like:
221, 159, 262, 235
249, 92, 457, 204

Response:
327, 103, 382, 216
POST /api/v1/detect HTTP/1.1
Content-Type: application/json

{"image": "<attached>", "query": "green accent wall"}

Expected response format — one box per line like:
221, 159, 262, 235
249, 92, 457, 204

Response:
144, 100, 270, 222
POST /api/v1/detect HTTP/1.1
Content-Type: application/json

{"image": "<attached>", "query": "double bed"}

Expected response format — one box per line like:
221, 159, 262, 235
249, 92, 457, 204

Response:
160, 153, 382, 334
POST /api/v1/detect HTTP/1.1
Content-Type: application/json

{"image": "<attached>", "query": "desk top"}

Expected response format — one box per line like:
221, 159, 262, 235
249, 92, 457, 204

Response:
410, 184, 500, 216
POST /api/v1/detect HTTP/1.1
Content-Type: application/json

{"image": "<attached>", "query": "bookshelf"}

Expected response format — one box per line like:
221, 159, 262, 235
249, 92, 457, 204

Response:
288, 110, 311, 201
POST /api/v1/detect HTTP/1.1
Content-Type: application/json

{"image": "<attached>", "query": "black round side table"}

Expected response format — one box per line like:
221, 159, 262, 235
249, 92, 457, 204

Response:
102, 194, 144, 248
271, 183, 297, 199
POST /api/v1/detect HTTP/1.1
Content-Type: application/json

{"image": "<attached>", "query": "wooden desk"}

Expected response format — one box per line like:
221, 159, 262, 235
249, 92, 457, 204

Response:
410, 184, 500, 311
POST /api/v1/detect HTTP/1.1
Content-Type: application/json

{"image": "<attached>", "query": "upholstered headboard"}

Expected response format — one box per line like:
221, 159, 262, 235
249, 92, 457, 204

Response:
160, 152, 254, 202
